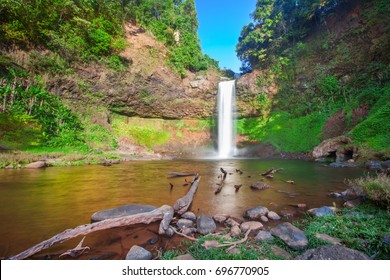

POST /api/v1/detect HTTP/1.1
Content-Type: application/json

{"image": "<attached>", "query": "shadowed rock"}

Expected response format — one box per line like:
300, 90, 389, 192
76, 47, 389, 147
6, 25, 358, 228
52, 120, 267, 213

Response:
270, 222, 308, 250
197, 215, 216, 235
295, 245, 370, 260
91, 204, 157, 222
255, 230, 274, 242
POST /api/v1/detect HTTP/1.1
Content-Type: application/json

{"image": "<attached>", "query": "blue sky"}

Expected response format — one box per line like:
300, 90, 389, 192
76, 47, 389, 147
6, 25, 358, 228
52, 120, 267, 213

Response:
195, 0, 257, 73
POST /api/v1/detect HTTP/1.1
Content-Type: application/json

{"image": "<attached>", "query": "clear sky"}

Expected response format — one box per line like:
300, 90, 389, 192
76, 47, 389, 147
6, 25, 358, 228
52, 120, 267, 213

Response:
195, 0, 257, 73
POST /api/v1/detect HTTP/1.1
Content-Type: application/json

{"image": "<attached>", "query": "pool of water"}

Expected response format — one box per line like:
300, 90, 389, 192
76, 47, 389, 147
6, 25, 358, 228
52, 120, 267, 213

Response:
0, 159, 363, 258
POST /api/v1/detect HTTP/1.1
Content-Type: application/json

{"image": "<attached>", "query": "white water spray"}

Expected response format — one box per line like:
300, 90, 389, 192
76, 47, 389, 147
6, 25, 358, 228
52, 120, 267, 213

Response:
217, 80, 235, 158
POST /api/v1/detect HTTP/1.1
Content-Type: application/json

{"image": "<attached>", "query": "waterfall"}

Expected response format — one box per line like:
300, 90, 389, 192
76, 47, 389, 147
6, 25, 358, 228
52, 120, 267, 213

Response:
217, 80, 235, 158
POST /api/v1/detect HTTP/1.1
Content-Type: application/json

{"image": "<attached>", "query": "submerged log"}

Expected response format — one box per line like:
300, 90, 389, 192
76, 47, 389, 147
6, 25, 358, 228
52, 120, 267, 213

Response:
261, 168, 283, 176
168, 172, 197, 177
215, 168, 228, 194
9, 205, 173, 260
173, 175, 200, 215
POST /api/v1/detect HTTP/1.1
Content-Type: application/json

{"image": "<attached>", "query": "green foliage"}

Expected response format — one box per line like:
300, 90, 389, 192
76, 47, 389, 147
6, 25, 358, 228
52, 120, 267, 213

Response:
296, 203, 390, 259
84, 124, 118, 151
348, 174, 390, 209
112, 116, 169, 149
0, 70, 84, 148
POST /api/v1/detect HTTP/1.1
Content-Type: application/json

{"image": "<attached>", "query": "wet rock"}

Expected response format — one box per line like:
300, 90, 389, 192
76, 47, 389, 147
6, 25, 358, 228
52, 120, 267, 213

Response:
344, 198, 362, 208
25, 161, 47, 169
365, 160, 383, 171
267, 211, 281, 220
271, 246, 292, 259
125, 245, 152, 260
91, 204, 157, 222
240, 221, 263, 233
260, 216, 269, 223
181, 212, 197, 222
270, 222, 308, 250
148, 237, 159, 245
174, 254, 195, 260
225, 217, 242, 228
213, 214, 229, 224
197, 215, 216, 235
307, 206, 336, 217
329, 162, 358, 168
230, 225, 241, 237
255, 231, 274, 242
250, 181, 272, 191
295, 245, 370, 260
341, 187, 365, 200
177, 218, 194, 229
315, 233, 342, 245
244, 206, 269, 220
383, 234, 390, 246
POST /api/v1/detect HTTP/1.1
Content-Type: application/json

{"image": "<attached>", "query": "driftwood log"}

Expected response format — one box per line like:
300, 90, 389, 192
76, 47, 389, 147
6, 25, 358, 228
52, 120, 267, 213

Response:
215, 168, 227, 195
173, 175, 200, 215
9, 205, 173, 260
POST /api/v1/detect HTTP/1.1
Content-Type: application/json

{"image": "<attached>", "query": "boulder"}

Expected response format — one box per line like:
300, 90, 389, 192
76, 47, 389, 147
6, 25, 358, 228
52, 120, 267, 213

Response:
240, 221, 264, 233
197, 215, 216, 235
365, 160, 383, 171
244, 206, 269, 220
176, 218, 194, 229
255, 230, 274, 242
270, 222, 308, 250
25, 161, 46, 169
295, 245, 370, 260
312, 136, 352, 161
91, 204, 157, 222
181, 211, 197, 222
267, 211, 281, 220
307, 206, 336, 217
250, 181, 272, 191
125, 245, 152, 260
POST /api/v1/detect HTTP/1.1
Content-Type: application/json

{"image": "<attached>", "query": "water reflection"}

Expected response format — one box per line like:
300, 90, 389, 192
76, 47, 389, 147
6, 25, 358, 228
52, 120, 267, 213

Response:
0, 159, 363, 257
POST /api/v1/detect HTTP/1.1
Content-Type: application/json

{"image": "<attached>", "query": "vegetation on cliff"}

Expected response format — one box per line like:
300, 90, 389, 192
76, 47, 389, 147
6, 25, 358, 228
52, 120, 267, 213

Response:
236, 0, 389, 158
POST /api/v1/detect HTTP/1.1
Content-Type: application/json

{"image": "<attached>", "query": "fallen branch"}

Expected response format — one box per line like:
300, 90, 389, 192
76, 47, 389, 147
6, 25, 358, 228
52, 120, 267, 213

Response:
168, 172, 197, 178
261, 168, 283, 176
59, 236, 90, 259
173, 175, 200, 215
215, 168, 227, 195
170, 226, 198, 241
9, 205, 173, 260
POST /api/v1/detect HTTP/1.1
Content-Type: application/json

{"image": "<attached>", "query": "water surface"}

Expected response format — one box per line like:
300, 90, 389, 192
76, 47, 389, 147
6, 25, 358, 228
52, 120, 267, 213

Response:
0, 159, 363, 258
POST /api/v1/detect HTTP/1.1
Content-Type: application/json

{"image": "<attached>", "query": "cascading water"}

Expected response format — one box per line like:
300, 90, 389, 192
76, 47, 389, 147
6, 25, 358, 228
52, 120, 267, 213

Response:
217, 80, 236, 158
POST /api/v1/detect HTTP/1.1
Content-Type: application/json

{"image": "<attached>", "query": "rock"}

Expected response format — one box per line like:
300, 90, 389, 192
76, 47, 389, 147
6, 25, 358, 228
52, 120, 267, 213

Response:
164, 227, 174, 238
190, 79, 207, 88
91, 204, 157, 222
271, 246, 292, 260
213, 214, 229, 224
315, 233, 342, 245
5, 165, 14, 169
255, 231, 274, 242
365, 160, 383, 171
250, 181, 272, 191
260, 216, 269, 223
307, 206, 336, 217
182, 227, 197, 235
125, 245, 152, 260
382, 160, 390, 169
244, 206, 269, 220
202, 240, 220, 249
344, 198, 362, 208
176, 218, 194, 229
225, 217, 241, 228
383, 234, 390, 246
240, 221, 263, 233
230, 225, 241, 237
295, 245, 370, 260
267, 211, 281, 220
148, 237, 159, 245
329, 162, 357, 168
174, 254, 195, 260
181, 211, 197, 222
341, 187, 365, 200
280, 209, 296, 218
228, 248, 241, 255
270, 222, 308, 250
25, 161, 47, 169
312, 136, 352, 161
197, 215, 216, 235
